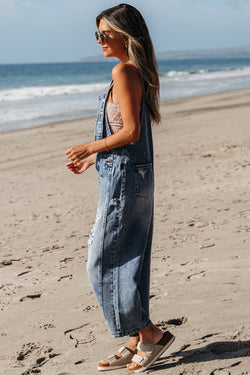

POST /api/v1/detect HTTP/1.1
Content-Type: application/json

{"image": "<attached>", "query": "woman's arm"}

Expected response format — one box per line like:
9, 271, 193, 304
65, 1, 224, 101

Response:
66, 63, 142, 164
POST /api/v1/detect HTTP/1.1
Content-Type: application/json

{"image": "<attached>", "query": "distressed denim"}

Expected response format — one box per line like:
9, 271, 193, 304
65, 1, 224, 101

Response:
87, 83, 154, 337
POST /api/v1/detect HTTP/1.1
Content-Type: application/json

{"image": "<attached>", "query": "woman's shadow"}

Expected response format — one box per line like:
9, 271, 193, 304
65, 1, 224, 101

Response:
151, 339, 250, 372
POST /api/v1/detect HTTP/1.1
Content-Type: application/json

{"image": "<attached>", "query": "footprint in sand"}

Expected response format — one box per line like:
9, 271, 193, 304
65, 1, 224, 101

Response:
20, 293, 41, 302
210, 370, 231, 375
17, 343, 60, 375
57, 274, 73, 282
0, 260, 13, 267
157, 317, 188, 330
186, 271, 206, 281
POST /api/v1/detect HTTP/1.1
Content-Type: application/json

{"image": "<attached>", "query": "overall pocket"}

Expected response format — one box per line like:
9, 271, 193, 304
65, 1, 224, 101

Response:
133, 163, 153, 198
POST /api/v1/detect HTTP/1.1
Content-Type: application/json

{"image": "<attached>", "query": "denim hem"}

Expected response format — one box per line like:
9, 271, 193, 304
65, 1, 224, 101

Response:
110, 319, 152, 338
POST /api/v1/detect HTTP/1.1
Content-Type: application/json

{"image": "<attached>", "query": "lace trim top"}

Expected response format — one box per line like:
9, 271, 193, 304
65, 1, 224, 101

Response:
106, 80, 141, 134
106, 101, 123, 134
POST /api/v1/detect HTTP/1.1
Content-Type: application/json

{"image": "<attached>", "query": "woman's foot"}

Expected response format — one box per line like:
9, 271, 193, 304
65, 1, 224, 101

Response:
127, 324, 174, 372
126, 336, 139, 353
127, 324, 162, 371
98, 336, 139, 370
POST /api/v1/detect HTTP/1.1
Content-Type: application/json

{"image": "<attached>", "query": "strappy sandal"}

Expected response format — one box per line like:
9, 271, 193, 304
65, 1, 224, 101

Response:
97, 345, 135, 371
127, 331, 175, 373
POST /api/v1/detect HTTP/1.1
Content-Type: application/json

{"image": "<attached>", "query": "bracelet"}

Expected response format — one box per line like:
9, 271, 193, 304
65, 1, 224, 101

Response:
105, 137, 110, 152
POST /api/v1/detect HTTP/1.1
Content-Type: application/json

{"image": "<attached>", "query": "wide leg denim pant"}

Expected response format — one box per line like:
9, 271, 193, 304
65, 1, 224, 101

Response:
87, 85, 154, 337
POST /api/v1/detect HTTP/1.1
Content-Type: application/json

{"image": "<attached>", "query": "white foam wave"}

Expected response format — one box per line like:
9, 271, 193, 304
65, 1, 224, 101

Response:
1, 64, 250, 132
0, 82, 108, 103
160, 65, 250, 100
163, 66, 250, 82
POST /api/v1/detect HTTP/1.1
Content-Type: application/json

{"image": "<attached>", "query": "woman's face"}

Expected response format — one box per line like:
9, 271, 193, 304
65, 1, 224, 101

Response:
97, 19, 128, 62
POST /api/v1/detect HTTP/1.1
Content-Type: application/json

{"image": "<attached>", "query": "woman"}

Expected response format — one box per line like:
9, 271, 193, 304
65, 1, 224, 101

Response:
66, 4, 175, 373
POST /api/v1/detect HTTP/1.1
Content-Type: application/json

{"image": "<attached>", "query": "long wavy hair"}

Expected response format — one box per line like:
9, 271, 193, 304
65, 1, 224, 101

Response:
96, 3, 161, 124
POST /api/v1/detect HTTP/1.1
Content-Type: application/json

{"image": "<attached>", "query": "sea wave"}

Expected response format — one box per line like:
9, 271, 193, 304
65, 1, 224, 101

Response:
1, 61, 250, 132
162, 66, 250, 82
0, 82, 108, 103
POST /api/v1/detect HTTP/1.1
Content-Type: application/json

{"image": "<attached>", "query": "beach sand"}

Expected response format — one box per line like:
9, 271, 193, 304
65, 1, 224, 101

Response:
0, 88, 250, 374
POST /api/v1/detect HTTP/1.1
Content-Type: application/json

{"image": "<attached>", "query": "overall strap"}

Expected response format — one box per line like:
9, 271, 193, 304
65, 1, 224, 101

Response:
103, 80, 113, 121
140, 78, 147, 117
103, 81, 114, 139
107, 80, 114, 101
141, 78, 147, 99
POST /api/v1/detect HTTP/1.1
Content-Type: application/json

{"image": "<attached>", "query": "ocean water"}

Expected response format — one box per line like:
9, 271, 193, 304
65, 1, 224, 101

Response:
1, 57, 250, 132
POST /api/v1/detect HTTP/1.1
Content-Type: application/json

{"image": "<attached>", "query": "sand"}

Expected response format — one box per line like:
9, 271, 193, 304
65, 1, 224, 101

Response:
0, 88, 250, 375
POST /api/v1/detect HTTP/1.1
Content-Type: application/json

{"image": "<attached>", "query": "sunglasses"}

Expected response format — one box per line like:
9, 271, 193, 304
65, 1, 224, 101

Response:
95, 31, 110, 43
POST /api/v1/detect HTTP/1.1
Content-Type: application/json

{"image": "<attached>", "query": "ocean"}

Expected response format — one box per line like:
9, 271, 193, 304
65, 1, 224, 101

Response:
1, 57, 250, 132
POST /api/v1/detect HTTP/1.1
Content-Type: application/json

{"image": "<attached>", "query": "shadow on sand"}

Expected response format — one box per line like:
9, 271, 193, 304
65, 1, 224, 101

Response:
150, 339, 250, 373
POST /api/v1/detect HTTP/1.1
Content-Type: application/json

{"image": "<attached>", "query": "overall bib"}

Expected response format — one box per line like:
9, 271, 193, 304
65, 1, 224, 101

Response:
87, 82, 154, 337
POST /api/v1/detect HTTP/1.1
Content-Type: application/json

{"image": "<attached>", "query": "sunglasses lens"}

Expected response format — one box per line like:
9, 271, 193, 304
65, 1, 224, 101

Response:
95, 31, 107, 43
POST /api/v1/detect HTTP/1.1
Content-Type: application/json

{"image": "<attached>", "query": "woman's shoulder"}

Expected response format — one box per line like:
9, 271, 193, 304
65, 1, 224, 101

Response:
112, 62, 140, 83
111, 62, 143, 104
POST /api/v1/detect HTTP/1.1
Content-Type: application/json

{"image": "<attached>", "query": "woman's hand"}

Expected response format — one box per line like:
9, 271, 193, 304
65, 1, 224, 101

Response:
65, 144, 92, 164
66, 154, 95, 174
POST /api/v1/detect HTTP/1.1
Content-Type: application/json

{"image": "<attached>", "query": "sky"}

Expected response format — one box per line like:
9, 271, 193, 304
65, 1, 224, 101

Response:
0, 0, 250, 64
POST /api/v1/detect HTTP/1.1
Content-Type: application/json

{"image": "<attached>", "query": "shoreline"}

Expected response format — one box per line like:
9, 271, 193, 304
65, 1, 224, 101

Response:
1, 86, 250, 135
1, 87, 250, 374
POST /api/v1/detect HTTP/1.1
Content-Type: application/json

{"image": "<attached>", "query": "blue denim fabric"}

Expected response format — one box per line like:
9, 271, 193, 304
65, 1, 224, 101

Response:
87, 83, 154, 337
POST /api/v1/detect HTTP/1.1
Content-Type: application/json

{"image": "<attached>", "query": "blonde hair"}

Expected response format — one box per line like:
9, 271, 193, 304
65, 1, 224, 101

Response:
96, 4, 161, 124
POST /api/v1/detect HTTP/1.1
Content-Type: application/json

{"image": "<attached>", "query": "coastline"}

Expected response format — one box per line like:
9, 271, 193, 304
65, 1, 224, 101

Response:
1, 86, 250, 136
1, 88, 250, 374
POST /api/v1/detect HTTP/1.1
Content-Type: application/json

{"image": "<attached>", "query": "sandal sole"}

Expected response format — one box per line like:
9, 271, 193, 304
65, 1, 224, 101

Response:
98, 363, 130, 371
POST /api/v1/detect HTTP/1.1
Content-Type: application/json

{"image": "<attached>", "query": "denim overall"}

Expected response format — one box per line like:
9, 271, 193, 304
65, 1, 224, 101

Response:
87, 81, 154, 337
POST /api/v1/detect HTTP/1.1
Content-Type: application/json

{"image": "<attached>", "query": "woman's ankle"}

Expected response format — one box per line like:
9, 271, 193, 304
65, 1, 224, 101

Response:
139, 323, 163, 344
127, 336, 139, 352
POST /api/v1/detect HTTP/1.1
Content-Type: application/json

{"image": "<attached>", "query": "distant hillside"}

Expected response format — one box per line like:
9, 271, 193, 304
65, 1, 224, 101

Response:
80, 46, 250, 62
156, 45, 250, 60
